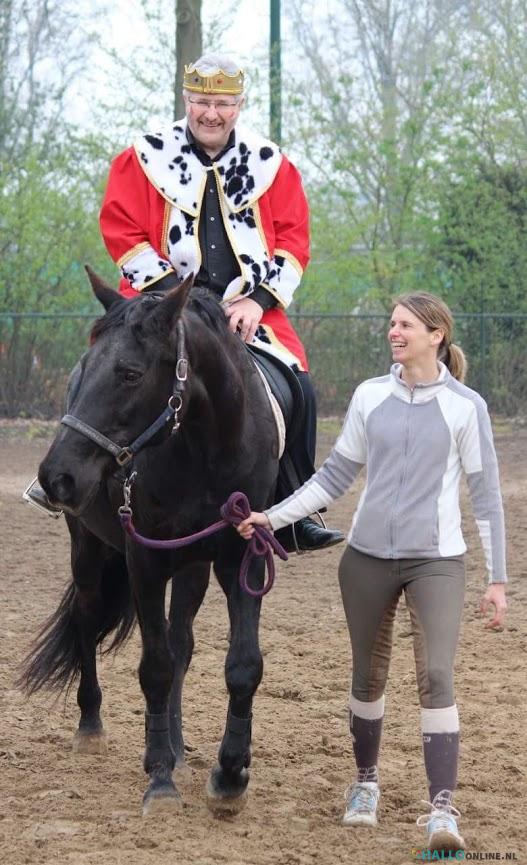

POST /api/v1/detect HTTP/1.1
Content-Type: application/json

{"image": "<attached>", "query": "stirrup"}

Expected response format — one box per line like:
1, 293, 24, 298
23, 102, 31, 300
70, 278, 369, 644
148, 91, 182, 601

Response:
23, 477, 63, 519
286, 510, 327, 555
313, 510, 328, 530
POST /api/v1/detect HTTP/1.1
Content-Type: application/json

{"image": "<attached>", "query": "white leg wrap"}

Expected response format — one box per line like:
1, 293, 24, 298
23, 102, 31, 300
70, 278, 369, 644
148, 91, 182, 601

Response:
421, 704, 459, 734
349, 693, 385, 721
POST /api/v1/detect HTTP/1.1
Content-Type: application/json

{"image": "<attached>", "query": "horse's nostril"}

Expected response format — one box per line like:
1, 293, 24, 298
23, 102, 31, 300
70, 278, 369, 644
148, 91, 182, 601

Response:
49, 473, 76, 505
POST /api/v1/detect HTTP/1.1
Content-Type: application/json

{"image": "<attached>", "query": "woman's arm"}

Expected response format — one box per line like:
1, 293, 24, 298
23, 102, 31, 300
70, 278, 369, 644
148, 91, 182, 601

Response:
237, 390, 367, 536
458, 396, 507, 585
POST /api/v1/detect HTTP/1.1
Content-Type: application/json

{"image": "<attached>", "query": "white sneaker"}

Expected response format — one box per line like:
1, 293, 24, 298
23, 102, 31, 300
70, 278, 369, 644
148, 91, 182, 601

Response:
416, 789, 465, 852
342, 781, 380, 827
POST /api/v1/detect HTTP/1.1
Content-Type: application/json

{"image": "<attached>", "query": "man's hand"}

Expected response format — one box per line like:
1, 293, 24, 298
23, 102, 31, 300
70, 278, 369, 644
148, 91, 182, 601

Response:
479, 583, 507, 630
224, 297, 263, 343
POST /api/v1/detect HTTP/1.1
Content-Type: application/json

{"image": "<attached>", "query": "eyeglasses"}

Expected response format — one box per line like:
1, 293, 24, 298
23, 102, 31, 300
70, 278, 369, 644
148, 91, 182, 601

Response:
187, 97, 240, 112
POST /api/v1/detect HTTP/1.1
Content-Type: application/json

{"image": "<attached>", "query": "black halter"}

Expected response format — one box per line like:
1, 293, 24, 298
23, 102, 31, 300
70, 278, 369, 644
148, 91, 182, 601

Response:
60, 320, 188, 467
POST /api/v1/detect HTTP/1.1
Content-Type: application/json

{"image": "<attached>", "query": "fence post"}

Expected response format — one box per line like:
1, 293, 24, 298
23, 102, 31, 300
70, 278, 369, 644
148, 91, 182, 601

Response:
479, 312, 487, 399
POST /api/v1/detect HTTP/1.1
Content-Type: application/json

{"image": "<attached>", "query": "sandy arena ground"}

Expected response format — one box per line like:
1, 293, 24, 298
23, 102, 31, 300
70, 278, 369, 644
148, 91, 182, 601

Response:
1, 419, 526, 865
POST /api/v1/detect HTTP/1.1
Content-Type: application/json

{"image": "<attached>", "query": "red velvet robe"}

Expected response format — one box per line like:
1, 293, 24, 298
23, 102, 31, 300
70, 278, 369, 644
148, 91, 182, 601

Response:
100, 121, 310, 369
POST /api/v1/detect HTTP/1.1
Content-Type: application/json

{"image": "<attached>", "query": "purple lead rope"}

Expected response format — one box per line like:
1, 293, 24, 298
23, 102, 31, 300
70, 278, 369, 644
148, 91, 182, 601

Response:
119, 490, 288, 598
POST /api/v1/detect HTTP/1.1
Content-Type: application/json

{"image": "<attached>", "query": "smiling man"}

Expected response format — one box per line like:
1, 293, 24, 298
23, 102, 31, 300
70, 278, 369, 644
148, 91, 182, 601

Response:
98, 53, 343, 553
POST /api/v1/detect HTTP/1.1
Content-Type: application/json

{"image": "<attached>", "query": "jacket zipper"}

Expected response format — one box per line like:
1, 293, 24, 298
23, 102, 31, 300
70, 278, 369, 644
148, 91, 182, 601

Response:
389, 388, 414, 556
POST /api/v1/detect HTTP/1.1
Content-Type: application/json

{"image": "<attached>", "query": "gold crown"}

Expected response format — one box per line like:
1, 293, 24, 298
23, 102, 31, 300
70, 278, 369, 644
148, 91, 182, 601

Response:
183, 64, 244, 95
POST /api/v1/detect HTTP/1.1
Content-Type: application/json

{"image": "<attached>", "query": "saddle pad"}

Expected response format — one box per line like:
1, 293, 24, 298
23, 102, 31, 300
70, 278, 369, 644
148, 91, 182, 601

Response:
254, 364, 286, 458
246, 344, 304, 445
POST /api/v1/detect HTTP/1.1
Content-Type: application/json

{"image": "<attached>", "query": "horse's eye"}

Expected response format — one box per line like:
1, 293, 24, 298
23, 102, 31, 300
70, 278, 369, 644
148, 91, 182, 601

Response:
123, 370, 142, 383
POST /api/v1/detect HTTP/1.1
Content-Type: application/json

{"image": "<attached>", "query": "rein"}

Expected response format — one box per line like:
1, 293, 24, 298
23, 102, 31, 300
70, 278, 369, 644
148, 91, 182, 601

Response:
119, 487, 287, 598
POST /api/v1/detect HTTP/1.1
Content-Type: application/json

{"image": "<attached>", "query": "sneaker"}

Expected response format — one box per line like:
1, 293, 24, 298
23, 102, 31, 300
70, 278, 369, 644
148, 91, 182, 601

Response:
342, 781, 380, 827
416, 789, 465, 852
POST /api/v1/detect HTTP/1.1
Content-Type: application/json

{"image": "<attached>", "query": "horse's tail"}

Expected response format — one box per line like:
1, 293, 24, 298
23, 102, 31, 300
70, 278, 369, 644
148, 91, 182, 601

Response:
18, 553, 135, 696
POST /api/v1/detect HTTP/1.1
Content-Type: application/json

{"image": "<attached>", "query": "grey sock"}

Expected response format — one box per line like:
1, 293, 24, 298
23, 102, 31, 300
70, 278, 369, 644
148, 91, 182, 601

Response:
422, 731, 459, 801
350, 710, 383, 783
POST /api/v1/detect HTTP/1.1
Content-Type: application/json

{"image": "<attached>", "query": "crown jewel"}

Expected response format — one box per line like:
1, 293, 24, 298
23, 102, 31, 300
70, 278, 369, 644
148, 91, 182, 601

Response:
183, 64, 244, 95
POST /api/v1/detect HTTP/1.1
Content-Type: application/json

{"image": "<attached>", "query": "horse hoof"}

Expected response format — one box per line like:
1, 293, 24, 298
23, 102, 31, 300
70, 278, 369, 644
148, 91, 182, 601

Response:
72, 730, 108, 756
206, 765, 249, 815
142, 783, 182, 817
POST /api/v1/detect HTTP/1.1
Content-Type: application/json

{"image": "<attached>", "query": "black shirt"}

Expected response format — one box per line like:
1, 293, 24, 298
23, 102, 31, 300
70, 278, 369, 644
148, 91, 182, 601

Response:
150, 128, 277, 310
186, 127, 277, 311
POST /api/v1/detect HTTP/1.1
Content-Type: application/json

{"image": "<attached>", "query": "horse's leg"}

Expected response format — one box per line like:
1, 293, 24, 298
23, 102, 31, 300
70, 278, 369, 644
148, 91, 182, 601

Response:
168, 562, 210, 767
206, 553, 264, 814
130, 551, 180, 815
69, 523, 110, 755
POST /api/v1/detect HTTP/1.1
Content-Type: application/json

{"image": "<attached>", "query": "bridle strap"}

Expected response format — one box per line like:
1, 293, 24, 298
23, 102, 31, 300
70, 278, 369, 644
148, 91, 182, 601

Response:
61, 414, 125, 459
60, 319, 188, 466
125, 403, 177, 455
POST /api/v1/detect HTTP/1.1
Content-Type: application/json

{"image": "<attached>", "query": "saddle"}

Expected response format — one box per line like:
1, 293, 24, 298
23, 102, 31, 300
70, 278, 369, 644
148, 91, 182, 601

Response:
246, 343, 318, 503
246, 344, 304, 447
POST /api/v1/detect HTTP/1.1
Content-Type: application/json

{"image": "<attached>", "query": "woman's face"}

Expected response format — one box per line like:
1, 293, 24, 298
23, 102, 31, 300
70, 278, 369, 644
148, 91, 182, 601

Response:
388, 304, 443, 365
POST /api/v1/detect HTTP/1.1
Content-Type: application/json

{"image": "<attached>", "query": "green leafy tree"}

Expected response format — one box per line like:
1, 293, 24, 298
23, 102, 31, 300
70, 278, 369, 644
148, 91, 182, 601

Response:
433, 161, 527, 313
284, 0, 471, 305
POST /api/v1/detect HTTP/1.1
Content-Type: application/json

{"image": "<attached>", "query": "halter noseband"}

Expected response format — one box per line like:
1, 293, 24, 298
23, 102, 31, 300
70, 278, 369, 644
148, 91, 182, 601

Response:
60, 319, 188, 466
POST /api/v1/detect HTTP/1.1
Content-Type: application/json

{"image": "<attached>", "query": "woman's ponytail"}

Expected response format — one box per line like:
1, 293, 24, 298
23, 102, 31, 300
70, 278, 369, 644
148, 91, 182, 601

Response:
442, 342, 467, 382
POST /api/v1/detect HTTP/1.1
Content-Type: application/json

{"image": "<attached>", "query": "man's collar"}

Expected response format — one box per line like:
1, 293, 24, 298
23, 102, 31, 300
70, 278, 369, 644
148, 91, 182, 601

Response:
185, 126, 236, 165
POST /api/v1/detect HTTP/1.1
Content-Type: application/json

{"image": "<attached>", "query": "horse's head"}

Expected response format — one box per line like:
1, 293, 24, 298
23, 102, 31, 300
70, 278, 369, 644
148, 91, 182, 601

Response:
39, 268, 193, 514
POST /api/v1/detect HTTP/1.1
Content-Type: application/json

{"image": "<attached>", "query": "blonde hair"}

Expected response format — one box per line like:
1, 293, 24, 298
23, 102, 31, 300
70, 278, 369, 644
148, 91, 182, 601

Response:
392, 292, 467, 383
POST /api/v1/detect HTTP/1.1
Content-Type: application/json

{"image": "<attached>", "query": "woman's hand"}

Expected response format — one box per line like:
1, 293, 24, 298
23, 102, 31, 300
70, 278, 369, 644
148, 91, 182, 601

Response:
224, 297, 263, 343
236, 512, 272, 539
480, 583, 507, 630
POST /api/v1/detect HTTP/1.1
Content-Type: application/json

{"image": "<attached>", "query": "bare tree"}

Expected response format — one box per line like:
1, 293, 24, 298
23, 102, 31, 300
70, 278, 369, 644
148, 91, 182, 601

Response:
285, 0, 473, 300
0, 0, 97, 168
174, 0, 202, 119
460, 0, 527, 161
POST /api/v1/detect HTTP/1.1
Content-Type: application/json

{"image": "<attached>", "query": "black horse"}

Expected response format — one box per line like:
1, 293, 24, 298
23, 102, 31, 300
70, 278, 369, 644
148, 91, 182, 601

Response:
20, 269, 281, 815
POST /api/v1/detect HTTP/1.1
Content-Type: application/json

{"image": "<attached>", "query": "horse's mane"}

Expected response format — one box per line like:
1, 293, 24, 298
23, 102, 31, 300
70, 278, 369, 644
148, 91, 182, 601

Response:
90, 286, 229, 344
90, 295, 145, 342
187, 288, 230, 334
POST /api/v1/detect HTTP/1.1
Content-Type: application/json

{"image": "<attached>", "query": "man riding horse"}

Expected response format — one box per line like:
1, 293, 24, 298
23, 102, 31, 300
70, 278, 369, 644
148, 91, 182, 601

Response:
98, 52, 343, 553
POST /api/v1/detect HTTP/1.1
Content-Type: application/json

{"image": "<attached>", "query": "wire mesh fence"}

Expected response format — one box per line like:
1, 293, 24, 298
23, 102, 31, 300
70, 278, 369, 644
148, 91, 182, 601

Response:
1, 311, 526, 418
289, 312, 527, 416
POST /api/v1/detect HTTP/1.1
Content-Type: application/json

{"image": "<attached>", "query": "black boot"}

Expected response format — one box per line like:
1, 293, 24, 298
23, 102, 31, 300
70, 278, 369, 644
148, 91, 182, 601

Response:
275, 517, 344, 554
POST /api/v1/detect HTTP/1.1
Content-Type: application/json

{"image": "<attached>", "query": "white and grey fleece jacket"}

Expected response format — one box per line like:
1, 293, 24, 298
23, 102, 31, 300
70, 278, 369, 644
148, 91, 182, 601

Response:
267, 363, 507, 583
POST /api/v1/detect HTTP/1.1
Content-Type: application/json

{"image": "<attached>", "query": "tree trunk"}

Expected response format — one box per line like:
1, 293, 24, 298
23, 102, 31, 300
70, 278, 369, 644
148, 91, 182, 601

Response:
174, 0, 202, 120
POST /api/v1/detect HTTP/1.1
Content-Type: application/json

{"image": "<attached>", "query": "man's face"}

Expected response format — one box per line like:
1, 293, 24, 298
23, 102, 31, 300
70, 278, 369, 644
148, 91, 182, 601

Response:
184, 93, 243, 156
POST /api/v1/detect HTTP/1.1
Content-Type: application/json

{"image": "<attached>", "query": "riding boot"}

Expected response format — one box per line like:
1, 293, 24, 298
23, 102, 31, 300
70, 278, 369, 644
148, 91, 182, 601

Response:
274, 371, 344, 553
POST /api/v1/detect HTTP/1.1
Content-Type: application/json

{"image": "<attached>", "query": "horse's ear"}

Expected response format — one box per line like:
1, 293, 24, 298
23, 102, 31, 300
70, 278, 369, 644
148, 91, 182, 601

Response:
149, 273, 194, 330
85, 265, 122, 311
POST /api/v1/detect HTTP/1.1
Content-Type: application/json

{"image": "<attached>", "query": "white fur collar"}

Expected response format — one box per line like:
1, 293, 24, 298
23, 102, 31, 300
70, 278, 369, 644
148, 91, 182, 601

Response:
134, 119, 282, 215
